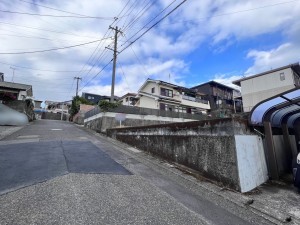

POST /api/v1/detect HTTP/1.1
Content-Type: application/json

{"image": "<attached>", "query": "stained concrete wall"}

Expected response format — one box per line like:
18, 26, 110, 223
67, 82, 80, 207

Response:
39, 112, 67, 121
84, 112, 199, 133
107, 118, 263, 191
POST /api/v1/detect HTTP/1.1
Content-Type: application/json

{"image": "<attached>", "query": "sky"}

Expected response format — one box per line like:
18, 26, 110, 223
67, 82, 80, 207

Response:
0, 0, 299, 102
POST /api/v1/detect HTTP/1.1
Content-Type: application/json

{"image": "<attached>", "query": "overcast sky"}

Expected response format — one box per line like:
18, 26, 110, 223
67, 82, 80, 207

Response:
0, 0, 299, 102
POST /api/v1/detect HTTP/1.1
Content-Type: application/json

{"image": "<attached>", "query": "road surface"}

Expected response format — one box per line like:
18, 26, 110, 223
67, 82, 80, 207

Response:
0, 120, 274, 225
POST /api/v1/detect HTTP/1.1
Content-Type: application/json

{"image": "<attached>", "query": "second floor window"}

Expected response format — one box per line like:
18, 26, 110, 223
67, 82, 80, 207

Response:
151, 87, 155, 93
160, 88, 173, 97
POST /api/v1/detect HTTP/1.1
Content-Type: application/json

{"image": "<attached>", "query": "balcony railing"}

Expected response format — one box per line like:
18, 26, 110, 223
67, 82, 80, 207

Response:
182, 95, 209, 104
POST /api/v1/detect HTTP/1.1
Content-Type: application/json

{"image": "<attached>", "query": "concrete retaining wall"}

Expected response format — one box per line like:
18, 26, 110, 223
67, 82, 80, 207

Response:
39, 112, 67, 120
107, 118, 268, 192
84, 112, 198, 133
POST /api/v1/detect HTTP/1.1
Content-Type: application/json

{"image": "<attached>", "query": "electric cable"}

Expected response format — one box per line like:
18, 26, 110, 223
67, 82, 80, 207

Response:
0, 9, 115, 19
79, 59, 113, 91
119, 0, 187, 54
0, 21, 100, 39
0, 37, 112, 54
122, 0, 177, 45
0, 60, 90, 72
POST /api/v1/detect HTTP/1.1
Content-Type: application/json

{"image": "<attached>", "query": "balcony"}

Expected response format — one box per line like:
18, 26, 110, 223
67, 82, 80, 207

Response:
181, 95, 210, 109
182, 95, 209, 104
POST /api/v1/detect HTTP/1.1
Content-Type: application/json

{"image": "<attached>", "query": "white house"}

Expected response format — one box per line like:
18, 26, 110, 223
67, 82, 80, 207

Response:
119, 93, 137, 106
233, 63, 300, 112
135, 79, 210, 114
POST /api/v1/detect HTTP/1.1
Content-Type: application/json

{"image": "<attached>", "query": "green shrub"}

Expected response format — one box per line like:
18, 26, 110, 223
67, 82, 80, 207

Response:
98, 100, 120, 112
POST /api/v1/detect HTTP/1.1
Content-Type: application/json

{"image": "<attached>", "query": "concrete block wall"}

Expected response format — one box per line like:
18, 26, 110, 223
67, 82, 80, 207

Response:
107, 118, 268, 192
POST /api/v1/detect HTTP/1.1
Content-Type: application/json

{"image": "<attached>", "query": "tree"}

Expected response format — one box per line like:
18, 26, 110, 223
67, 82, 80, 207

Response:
70, 96, 93, 117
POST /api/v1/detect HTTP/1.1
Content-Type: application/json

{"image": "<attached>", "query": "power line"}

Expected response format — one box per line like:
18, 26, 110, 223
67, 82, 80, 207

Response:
122, 0, 156, 33
120, 0, 140, 29
0, 37, 112, 54
130, 44, 150, 77
0, 21, 100, 39
18, 0, 99, 17
119, 0, 187, 54
76, 0, 132, 84
122, 0, 177, 45
0, 60, 90, 73
118, 61, 133, 93
0, 9, 115, 20
160, 0, 300, 26
0, 33, 100, 48
79, 59, 113, 92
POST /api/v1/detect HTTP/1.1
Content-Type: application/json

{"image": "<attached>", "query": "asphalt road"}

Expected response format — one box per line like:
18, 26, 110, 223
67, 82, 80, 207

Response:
0, 120, 274, 225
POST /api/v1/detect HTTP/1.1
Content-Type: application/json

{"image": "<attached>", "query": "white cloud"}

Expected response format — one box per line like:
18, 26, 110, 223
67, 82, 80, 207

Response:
82, 58, 189, 97
213, 74, 242, 90
1, 0, 300, 102
245, 43, 300, 75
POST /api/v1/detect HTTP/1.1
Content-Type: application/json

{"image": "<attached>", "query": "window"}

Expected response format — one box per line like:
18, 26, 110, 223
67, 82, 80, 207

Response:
280, 72, 285, 81
151, 87, 155, 93
160, 103, 165, 110
160, 88, 173, 97
125, 97, 128, 102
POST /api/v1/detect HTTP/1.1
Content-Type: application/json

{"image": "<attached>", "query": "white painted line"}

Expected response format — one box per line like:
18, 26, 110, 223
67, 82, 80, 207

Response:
127, 147, 142, 153
17, 135, 39, 139
51, 129, 62, 131
79, 137, 88, 139
0, 139, 40, 145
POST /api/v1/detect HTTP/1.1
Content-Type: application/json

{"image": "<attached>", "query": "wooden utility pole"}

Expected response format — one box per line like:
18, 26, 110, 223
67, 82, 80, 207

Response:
74, 77, 82, 97
107, 26, 122, 102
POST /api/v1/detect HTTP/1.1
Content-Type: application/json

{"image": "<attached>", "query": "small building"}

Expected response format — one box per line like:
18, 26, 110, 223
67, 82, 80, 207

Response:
45, 100, 71, 114
81, 92, 118, 104
119, 93, 137, 106
135, 79, 210, 114
232, 63, 300, 112
191, 81, 242, 113
34, 100, 43, 109
0, 79, 33, 102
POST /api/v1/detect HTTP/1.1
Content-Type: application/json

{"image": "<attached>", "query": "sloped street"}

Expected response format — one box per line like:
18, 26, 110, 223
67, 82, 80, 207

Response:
0, 120, 295, 225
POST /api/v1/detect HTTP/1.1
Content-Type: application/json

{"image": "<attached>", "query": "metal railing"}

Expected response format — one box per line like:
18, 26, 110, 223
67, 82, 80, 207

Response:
182, 95, 209, 104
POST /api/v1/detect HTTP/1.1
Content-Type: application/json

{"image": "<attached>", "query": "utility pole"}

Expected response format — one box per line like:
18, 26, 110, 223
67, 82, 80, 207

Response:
74, 77, 82, 97
10, 67, 16, 82
107, 26, 122, 102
